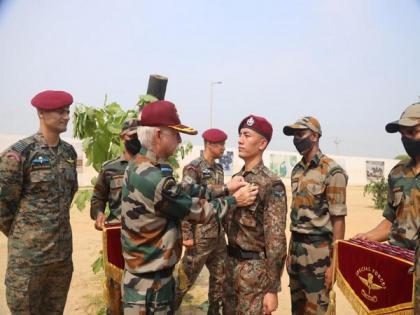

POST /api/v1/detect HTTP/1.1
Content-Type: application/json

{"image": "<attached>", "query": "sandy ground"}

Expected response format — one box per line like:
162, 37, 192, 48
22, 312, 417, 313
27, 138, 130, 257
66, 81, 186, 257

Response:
0, 186, 385, 315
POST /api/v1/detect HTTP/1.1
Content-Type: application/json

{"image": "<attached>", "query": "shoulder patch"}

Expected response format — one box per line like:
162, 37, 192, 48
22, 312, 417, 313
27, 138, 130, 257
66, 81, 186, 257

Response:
4, 151, 22, 162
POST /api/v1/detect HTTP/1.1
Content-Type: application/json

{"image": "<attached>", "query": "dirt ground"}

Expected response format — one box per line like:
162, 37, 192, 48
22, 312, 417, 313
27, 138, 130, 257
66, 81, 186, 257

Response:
0, 186, 385, 315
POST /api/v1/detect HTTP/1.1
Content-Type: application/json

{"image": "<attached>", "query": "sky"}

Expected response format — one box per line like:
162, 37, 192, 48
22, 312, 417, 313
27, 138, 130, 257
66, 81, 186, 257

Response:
0, 0, 419, 159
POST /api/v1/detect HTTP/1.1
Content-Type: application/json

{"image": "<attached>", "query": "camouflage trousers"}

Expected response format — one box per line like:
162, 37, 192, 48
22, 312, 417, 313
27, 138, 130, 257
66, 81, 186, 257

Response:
105, 277, 123, 315
287, 233, 332, 315
122, 269, 175, 315
5, 259, 73, 315
224, 255, 270, 315
175, 235, 226, 314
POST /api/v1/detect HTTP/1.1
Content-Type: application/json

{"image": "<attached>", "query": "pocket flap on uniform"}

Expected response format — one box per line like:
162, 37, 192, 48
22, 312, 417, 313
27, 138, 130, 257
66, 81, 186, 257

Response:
238, 211, 257, 228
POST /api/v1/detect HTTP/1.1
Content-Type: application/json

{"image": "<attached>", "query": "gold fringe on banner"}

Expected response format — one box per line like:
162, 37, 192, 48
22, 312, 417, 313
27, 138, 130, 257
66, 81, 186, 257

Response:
326, 241, 338, 315
336, 269, 413, 315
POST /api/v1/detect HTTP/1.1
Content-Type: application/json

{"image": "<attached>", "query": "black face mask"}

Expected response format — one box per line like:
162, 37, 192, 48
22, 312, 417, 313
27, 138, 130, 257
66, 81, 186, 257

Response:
402, 136, 420, 158
125, 137, 141, 156
293, 136, 313, 155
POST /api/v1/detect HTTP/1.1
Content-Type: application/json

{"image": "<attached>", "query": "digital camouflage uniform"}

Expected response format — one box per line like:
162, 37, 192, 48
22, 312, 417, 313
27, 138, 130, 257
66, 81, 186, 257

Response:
121, 147, 236, 315
90, 156, 128, 315
175, 156, 227, 314
383, 159, 420, 250
224, 161, 287, 315
288, 150, 347, 315
0, 132, 78, 314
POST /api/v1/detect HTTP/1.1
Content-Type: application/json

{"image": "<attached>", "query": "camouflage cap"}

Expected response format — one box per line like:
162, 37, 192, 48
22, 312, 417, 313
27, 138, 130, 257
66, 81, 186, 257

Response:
283, 116, 322, 136
385, 102, 420, 133
120, 118, 138, 136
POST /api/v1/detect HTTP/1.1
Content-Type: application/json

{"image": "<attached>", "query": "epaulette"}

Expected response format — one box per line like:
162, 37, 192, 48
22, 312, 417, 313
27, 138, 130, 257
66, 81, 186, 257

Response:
101, 156, 121, 169
61, 141, 77, 159
215, 162, 224, 171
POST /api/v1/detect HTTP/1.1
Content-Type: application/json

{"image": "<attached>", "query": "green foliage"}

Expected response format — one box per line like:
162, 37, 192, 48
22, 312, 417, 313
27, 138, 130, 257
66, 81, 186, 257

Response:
73, 188, 94, 211
137, 94, 158, 110
91, 251, 104, 274
394, 154, 410, 161
364, 176, 388, 209
73, 96, 137, 172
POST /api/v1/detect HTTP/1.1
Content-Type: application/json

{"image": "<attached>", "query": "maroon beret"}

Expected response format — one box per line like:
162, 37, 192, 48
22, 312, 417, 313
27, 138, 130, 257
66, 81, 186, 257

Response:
238, 114, 273, 142
202, 128, 227, 143
139, 100, 197, 135
31, 90, 73, 110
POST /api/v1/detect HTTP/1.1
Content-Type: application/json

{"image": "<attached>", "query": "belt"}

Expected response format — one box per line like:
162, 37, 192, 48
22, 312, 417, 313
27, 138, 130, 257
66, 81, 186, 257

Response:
227, 245, 265, 261
291, 232, 332, 244
132, 266, 175, 279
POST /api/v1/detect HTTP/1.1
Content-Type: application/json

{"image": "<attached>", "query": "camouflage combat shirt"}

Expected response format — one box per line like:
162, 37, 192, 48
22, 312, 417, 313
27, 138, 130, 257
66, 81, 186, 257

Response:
383, 159, 420, 250
224, 161, 288, 293
121, 147, 236, 274
0, 133, 78, 267
90, 156, 128, 223
181, 156, 225, 241
290, 150, 348, 236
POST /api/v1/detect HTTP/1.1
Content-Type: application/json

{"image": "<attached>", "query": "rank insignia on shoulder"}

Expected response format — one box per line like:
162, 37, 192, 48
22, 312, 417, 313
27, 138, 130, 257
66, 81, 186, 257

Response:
159, 164, 173, 177
66, 159, 75, 165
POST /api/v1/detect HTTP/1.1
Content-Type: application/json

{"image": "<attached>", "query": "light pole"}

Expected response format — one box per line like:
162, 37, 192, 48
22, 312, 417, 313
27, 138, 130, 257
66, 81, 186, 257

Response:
210, 81, 222, 128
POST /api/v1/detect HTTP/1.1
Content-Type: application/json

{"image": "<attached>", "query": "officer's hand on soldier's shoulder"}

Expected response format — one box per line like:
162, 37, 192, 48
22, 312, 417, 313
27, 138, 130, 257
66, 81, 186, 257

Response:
233, 183, 258, 207
182, 239, 194, 247
226, 176, 246, 194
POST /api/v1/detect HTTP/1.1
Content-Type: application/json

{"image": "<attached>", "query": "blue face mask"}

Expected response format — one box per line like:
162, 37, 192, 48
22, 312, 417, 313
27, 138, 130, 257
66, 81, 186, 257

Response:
293, 136, 313, 155
402, 136, 420, 158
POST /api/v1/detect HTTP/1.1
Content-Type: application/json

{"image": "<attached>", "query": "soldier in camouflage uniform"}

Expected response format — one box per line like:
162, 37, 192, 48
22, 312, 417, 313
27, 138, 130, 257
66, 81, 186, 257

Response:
283, 116, 348, 315
0, 90, 78, 314
224, 115, 288, 315
120, 100, 257, 315
355, 103, 420, 251
90, 119, 139, 315
175, 128, 229, 314
91, 119, 139, 228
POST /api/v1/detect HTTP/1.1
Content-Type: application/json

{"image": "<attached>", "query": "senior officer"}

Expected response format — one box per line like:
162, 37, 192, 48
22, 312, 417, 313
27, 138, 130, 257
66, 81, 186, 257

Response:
121, 100, 258, 314
0, 90, 78, 314
283, 116, 348, 315
175, 128, 229, 314
224, 115, 288, 315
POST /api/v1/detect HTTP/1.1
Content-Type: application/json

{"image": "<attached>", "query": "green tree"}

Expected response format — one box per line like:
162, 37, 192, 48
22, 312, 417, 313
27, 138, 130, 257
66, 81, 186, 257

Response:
394, 154, 410, 161
364, 176, 388, 209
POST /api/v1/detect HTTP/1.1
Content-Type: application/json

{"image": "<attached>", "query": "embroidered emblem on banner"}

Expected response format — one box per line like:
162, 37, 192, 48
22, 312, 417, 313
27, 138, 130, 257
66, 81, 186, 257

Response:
356, 266, 386, 303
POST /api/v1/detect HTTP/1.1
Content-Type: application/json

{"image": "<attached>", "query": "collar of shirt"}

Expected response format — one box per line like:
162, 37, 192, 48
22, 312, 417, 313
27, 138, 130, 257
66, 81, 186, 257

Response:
138, 146, 166, 165
403, 158, 419, 177
297, 150, 323, 171
239, 160, 265, 177
34, 132, 65, 156
199, 156, 216, 170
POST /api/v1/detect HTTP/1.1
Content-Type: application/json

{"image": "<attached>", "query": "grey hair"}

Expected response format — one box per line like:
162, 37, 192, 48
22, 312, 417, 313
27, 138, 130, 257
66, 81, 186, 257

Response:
136, 126, 158, 150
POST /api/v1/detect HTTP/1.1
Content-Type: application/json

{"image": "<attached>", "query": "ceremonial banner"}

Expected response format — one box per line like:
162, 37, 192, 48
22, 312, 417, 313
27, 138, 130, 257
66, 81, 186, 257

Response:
335, 239, 414, 314
103, 225, 124, 283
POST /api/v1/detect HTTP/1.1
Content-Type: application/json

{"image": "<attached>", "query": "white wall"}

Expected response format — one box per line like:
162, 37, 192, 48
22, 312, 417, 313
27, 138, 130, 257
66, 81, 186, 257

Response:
0, 134, 400, 187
